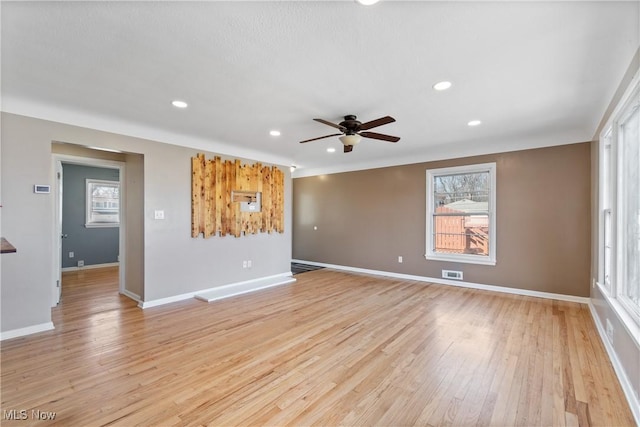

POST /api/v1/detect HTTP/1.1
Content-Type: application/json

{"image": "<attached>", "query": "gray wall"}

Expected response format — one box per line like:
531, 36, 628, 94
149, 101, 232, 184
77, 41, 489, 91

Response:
293, 143, 592, 298
61, 163, 119, 268
1, 112, 291, 333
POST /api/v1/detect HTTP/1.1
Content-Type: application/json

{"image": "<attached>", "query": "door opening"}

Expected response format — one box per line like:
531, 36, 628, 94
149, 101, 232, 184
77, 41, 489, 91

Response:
52, 153, 126, 307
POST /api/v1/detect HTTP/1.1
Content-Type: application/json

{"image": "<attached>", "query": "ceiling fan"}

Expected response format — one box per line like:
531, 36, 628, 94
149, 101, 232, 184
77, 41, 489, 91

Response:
300, 115, 400, 153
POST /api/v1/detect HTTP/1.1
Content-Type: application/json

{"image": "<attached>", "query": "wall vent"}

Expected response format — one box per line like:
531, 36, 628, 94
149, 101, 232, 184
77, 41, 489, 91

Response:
442, 270, 463, 280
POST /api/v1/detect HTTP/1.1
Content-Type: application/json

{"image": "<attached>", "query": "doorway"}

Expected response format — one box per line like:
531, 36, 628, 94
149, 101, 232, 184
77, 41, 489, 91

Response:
52, 153, 126, 306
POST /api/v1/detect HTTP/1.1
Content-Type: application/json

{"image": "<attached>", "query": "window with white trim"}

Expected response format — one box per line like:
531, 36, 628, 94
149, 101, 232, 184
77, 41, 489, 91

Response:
598, 72, 640, 326
426, 163, 496, 265
86, 179, 120, 228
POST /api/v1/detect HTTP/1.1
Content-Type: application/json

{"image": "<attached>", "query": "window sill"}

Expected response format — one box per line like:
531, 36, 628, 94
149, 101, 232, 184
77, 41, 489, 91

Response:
424, 253, 496, 266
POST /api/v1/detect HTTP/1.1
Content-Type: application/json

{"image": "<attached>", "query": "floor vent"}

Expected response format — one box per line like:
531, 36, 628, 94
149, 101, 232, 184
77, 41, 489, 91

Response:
291, 263, 325, 275
442, 270, 463, 280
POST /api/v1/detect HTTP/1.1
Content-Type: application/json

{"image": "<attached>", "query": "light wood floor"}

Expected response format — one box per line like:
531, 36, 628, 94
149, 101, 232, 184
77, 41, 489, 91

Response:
1, 267, 635, 426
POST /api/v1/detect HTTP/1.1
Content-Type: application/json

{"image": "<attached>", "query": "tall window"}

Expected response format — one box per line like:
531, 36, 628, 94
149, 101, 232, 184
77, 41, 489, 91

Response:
602, 129, 613, 291
426, 163, 496, 265
86, 179, 120, 227
599, 72, 640, 326
618, 92, 640, 319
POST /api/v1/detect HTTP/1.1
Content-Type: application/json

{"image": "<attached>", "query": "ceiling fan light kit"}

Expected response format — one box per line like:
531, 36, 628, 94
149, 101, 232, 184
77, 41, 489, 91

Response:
300, 114, 400, 153
339, 134, 362, 146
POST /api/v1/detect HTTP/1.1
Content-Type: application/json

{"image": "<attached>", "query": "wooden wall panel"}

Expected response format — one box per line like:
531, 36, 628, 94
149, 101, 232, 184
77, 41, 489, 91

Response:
262, 166, 272, 232
191, 154, 204, 237
191, 153, 285, 238
204, 159, 215, 238
215, 156, 222, 233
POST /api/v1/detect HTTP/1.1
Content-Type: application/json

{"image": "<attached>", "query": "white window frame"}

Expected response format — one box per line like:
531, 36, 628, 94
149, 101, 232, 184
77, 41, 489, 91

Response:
600, 128, 614, 294
425, 162, 497, 266
597, 69, 640, 329
85, 178, 120, 228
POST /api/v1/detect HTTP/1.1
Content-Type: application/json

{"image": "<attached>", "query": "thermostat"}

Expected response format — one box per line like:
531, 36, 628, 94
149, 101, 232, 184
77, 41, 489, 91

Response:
34, 185, 50, 194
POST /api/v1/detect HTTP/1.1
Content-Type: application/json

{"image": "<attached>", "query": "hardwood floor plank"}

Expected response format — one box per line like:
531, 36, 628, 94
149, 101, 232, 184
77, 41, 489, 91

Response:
0, 267, 635, 426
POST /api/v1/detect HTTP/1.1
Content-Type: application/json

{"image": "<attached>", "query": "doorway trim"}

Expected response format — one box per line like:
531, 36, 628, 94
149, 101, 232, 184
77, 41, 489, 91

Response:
52, 153, 126, 306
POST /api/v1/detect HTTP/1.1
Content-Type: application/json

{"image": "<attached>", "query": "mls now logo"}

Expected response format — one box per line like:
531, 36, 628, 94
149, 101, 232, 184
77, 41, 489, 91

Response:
3, 409, 28, 420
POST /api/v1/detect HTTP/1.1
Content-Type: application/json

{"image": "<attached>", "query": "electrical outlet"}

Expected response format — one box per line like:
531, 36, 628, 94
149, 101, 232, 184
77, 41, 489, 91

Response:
398, 256, 403, 263
154, 210, 165, 220
242, 260, 247, 269
77, 260, 84, 268
69, 251, 74, 258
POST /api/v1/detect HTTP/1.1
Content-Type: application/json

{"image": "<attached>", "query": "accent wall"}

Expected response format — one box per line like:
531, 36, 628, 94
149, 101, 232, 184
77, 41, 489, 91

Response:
293, 143, 591, 297
61, 163, 120, 269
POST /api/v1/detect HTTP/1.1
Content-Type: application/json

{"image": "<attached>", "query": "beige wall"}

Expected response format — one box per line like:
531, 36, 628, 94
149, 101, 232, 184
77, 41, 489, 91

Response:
52, 142, 127, 161
293, 143, 591, 297
124, 153, 145, 299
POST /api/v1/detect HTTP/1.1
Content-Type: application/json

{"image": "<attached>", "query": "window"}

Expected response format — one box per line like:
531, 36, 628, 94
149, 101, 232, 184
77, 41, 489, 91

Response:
618, 92, 640, 319
86, 179, 120, 227
426, 163, 496, 265
598, 71, 640, 327
602, 129, 614, 292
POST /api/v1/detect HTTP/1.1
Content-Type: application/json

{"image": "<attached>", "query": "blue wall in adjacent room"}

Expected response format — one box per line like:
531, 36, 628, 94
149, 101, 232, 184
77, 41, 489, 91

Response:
61, 163, 120, 268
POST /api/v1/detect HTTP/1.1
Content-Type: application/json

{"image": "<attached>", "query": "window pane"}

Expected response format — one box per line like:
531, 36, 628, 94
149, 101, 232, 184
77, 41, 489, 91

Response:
620, 105, 640, 312
433, 171, 490, 256
89, 182, 119, 224
433, 214, 489, 255
604, 209, 612, 288
434, 172, 489, 208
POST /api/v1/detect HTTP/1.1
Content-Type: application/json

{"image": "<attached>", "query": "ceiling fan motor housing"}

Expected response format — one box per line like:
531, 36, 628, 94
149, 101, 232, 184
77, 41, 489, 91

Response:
339, 115, 361, 135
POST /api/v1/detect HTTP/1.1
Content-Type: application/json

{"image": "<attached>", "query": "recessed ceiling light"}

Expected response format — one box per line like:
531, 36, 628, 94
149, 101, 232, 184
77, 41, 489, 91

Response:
467, 120, 482, 127
356, 0, 379, 5
327, 147, 336, 153
171, 100, 188, 109
270, 130, 281, 136
433, 81, 452, 91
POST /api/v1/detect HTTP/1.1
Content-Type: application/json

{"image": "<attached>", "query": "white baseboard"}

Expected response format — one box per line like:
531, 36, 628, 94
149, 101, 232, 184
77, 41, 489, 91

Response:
139, 272, 295, 309
0, 322, 55, 341
291, 259, 590, 304
121, 289, 141, 303
195, 274, 296, 303
61, 262, 119, 272
588, 303, 640, 426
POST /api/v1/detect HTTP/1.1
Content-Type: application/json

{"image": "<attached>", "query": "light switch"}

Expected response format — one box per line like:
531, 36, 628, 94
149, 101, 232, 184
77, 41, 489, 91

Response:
154, 210, 165, 220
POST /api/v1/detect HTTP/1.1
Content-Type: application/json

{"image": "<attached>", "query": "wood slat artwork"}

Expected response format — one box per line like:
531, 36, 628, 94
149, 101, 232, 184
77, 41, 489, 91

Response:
191, 153, 285, 238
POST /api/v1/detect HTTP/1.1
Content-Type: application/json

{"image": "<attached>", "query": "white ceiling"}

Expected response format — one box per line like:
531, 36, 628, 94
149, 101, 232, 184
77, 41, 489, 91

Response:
2, 1, 638, 176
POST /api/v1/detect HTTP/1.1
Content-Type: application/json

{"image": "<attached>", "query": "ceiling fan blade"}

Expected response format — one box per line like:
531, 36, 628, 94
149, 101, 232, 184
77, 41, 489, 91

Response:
344, 144, 354, 153
313, 118, 347, 132
299, 133, 342, 143
359, 116, 395, 131
360, 131, 400, 143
